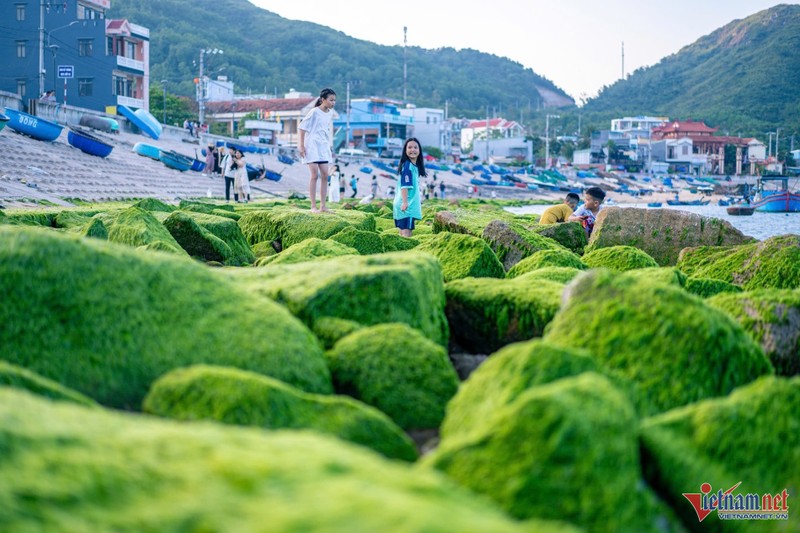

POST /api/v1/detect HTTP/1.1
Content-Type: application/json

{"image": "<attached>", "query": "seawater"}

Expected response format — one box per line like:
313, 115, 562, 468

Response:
506, 204, 800, 241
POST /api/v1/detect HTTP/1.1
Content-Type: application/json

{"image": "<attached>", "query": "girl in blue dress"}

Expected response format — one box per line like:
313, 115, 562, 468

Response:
393, 138, 427, 237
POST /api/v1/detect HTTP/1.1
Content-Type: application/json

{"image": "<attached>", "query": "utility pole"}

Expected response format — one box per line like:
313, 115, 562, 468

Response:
485, 105, 490, 163
545, 114, 560, 169
39, 1, 46, 97
776, 127, 781, 161
621, 41, 625, 80
403, 26, 408, 101
346, 81, 351, 148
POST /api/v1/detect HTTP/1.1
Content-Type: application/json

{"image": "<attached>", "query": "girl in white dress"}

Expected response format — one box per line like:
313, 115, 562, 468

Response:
298, 88, 336, 213
233, 150, 251, 203
328, 164, 342, 204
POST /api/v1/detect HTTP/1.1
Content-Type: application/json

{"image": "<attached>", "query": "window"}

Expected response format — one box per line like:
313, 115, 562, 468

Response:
16, 4, 25, 21
16, 80, 26, 97
79, 78, 93, 96
16, 40, 26, 58
682, 145, 689, 156
79, 39, 93, 57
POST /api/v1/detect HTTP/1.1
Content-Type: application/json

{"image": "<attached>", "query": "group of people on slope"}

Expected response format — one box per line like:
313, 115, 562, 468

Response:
202, 144, 250, 203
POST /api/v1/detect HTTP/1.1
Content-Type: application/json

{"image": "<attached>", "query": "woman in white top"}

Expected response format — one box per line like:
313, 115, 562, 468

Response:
298, 88, 336, 213
232, 150, 250, 203
328, 164, 342, 204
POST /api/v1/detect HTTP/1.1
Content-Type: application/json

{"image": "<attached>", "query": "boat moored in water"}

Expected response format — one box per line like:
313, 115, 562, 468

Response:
752, 176, 800, 213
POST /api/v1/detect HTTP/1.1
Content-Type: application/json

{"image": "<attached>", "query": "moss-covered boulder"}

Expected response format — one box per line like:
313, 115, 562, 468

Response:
380, 231, 420, 252
446, 277, 563, 353
227, 252, 449, 346
1, 210, 55, 227
544, 269, 773, 415
506, 248, 587, 278
515, 266, 582, 284
256, 237, 358, 266
529, 221, 587, 255
133, 198, 175, 213
440, 340, 598, 440
177, 200, 239, 220
311, 316, 363, 349
481, 220, 566, 271
238, 207, 374, 248
251, 240, 278, 259
587, 207, 753, 266
426, 373, 676, 531
326, 324, 460, 430
55, 210, 108, 239
329, 226, 384, 255
0, 226, 331, 408
677, 234, 800, 290
640, 376, 800, 529
707, 289, 800, 375
623, 266, 687, 288
684, 276, 743, 298
144, 365, 417, 461
581, 245, 659, 272
164, 211, 255, 265
432, 207, 518, 236
0, 388, 569, 532
103, 206, 187, 255
416, 232, 504, 281
0, 361, 96, 406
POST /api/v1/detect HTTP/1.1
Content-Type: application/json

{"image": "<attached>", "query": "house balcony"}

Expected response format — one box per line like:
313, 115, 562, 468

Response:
116, 55, 145, 72
117, 95, 144, 108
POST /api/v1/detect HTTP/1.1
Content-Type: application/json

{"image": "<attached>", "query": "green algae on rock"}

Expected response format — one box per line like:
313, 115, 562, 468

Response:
529, 221, 587, 255
506, 248, 587, 278
640, 376, 800, 530
623, 266, 687, 288
227, 251, 449, 346
481, 220, 567, 271
329, 226, 384, 255
102, 205, 187, 255
445, 277, 564, 354
0, 226, 331, 409
326, 323, 459, 430
133, 198, 176, 213
543, 269, 773, 415
416, 232, 505, 281
380, 231, 420, 252
0, 361, 96, 407
0, 388, 568, 533
677, 234, 800, 290
684, 276, 743, 298
515, 266, 583, 284
164, 211, 255, 266
707, 289, 800, 375
581, 245, 659, 272
426, 373, 677, 531
256, 237, 359, 266
238, 207, 375, 248
311, 316, 364, 349
144, 365, 417, 461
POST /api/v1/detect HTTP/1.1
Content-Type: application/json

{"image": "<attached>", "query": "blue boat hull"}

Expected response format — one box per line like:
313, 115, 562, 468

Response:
4, 107, 63, 141
190, 159, 206, 172
118, 105, 161, 139
159, 151, 193, 172
68, 127, 113, 158
133, 142, 161, 160
0, 112, 9, 133
753, 192, 800, 213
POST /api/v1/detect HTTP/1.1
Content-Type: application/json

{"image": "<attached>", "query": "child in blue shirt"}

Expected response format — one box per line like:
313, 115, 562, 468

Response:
393, 138, 427, 237
569, 186, 606, 238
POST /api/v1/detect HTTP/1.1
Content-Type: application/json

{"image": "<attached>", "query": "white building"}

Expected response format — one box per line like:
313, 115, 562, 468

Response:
206, 77, 234, 101
399, 106, 447, 152
610, 116, 668, 137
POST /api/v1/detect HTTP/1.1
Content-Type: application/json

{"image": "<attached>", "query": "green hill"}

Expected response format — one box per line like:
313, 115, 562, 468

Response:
582, 4, 800, 136
108, 0, 572, 118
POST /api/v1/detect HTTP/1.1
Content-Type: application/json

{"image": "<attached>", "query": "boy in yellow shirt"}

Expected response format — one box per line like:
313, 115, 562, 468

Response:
539, 193, 580, 224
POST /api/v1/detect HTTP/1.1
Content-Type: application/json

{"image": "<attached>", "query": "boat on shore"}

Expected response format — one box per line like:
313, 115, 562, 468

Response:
727, 205, 755, 216
159, 150, 193, 172
666, 199, 710, 206
752, 176, 800, 213
0, 112, 9, 134
67, 126, 114, 158
4, 107, 63, 141
647, 202, 662, 208
133, 142, 161, 160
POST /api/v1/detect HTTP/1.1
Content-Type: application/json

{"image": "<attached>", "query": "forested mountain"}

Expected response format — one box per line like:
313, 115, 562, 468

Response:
109, 0, 571, 119
581, 4, 800, 136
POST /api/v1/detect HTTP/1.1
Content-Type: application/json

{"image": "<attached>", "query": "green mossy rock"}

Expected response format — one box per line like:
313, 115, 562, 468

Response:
227, 252, 449, 346
530, 221, 588, 255
0, 388, 566, 532
506, 248, 587, 278
516, 266, 582, 284
432, 207, 519, 236
416, 232, 505, 281
0, 226, 331, 409
144, 365, 417, 461
54, 210, 92, 229
133, 198, 175, 213
238, 207, 373, 248
587, 207, 753, 266
684, 276, 743, 298
544, 269, 773, 415
640, 376, 800, 530
374, 216, 397, 232
440, 340, 598, 441
0, 361, 96, 406
707, 289, 800, 375
582, 245, 659, 271
55, 210, 108, 239
104, 206, 187, 255
256, 237, 358, 266
311, 316, 364, 349
445, 277, 564, 354
164, 211, 255, 266
326, 324, 460, 430
380, 232, 420, 252
1, 210, 55, 227
677, 235, 800, 290
251, 240, 278, 259
426, 373, 675, 531
624, 266, 687, 287
481, 220, 567, 271
329, 226, 384, 255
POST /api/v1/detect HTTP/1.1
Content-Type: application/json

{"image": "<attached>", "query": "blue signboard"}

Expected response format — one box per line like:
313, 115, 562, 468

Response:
58, 65, 74, 79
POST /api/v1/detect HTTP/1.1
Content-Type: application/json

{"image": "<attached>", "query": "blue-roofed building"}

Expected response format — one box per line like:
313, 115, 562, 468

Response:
334, 97, 413, 157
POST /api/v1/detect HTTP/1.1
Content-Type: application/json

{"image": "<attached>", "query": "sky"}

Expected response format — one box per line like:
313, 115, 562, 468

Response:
249, 0, 799, 102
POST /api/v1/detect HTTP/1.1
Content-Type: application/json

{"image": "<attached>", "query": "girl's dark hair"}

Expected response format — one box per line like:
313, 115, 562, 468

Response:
398, 137, 427, 177
315, 87, 336, 107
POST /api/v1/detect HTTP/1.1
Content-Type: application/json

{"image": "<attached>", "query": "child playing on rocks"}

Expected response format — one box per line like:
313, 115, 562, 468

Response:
569, 186, 606, 237
299, 88, 336, 213
540, 192, 580, 224
393, 138, 426, 237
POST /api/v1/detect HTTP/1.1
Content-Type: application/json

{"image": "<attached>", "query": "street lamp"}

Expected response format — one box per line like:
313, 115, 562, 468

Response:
41, 19, 81, 96
160, 79, 168, 124
48, 44, 59, 97
545, 114, 560, 169
197, 48, 223, 126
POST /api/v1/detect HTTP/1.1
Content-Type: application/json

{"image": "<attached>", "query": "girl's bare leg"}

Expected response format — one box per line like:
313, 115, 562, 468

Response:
318, 163, 330, 211
308, 163, 320, 212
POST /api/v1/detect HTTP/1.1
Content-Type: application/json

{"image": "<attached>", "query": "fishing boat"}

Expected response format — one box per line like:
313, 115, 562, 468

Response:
666, 199, 710, 206
133, 142, 162, 160
159, 150, 193, 172
4, 107, 63, 141
0, 112, 9, 133
263, 168, 282, 182
752, 176, 800, 213
190, 158, 206, 172
118, 105, 161, 139
67, 126, 113, 158
726, 205, 755, 216
79, 114, 119, 134
277, 154, 295, 165
647, 202, 662, 208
